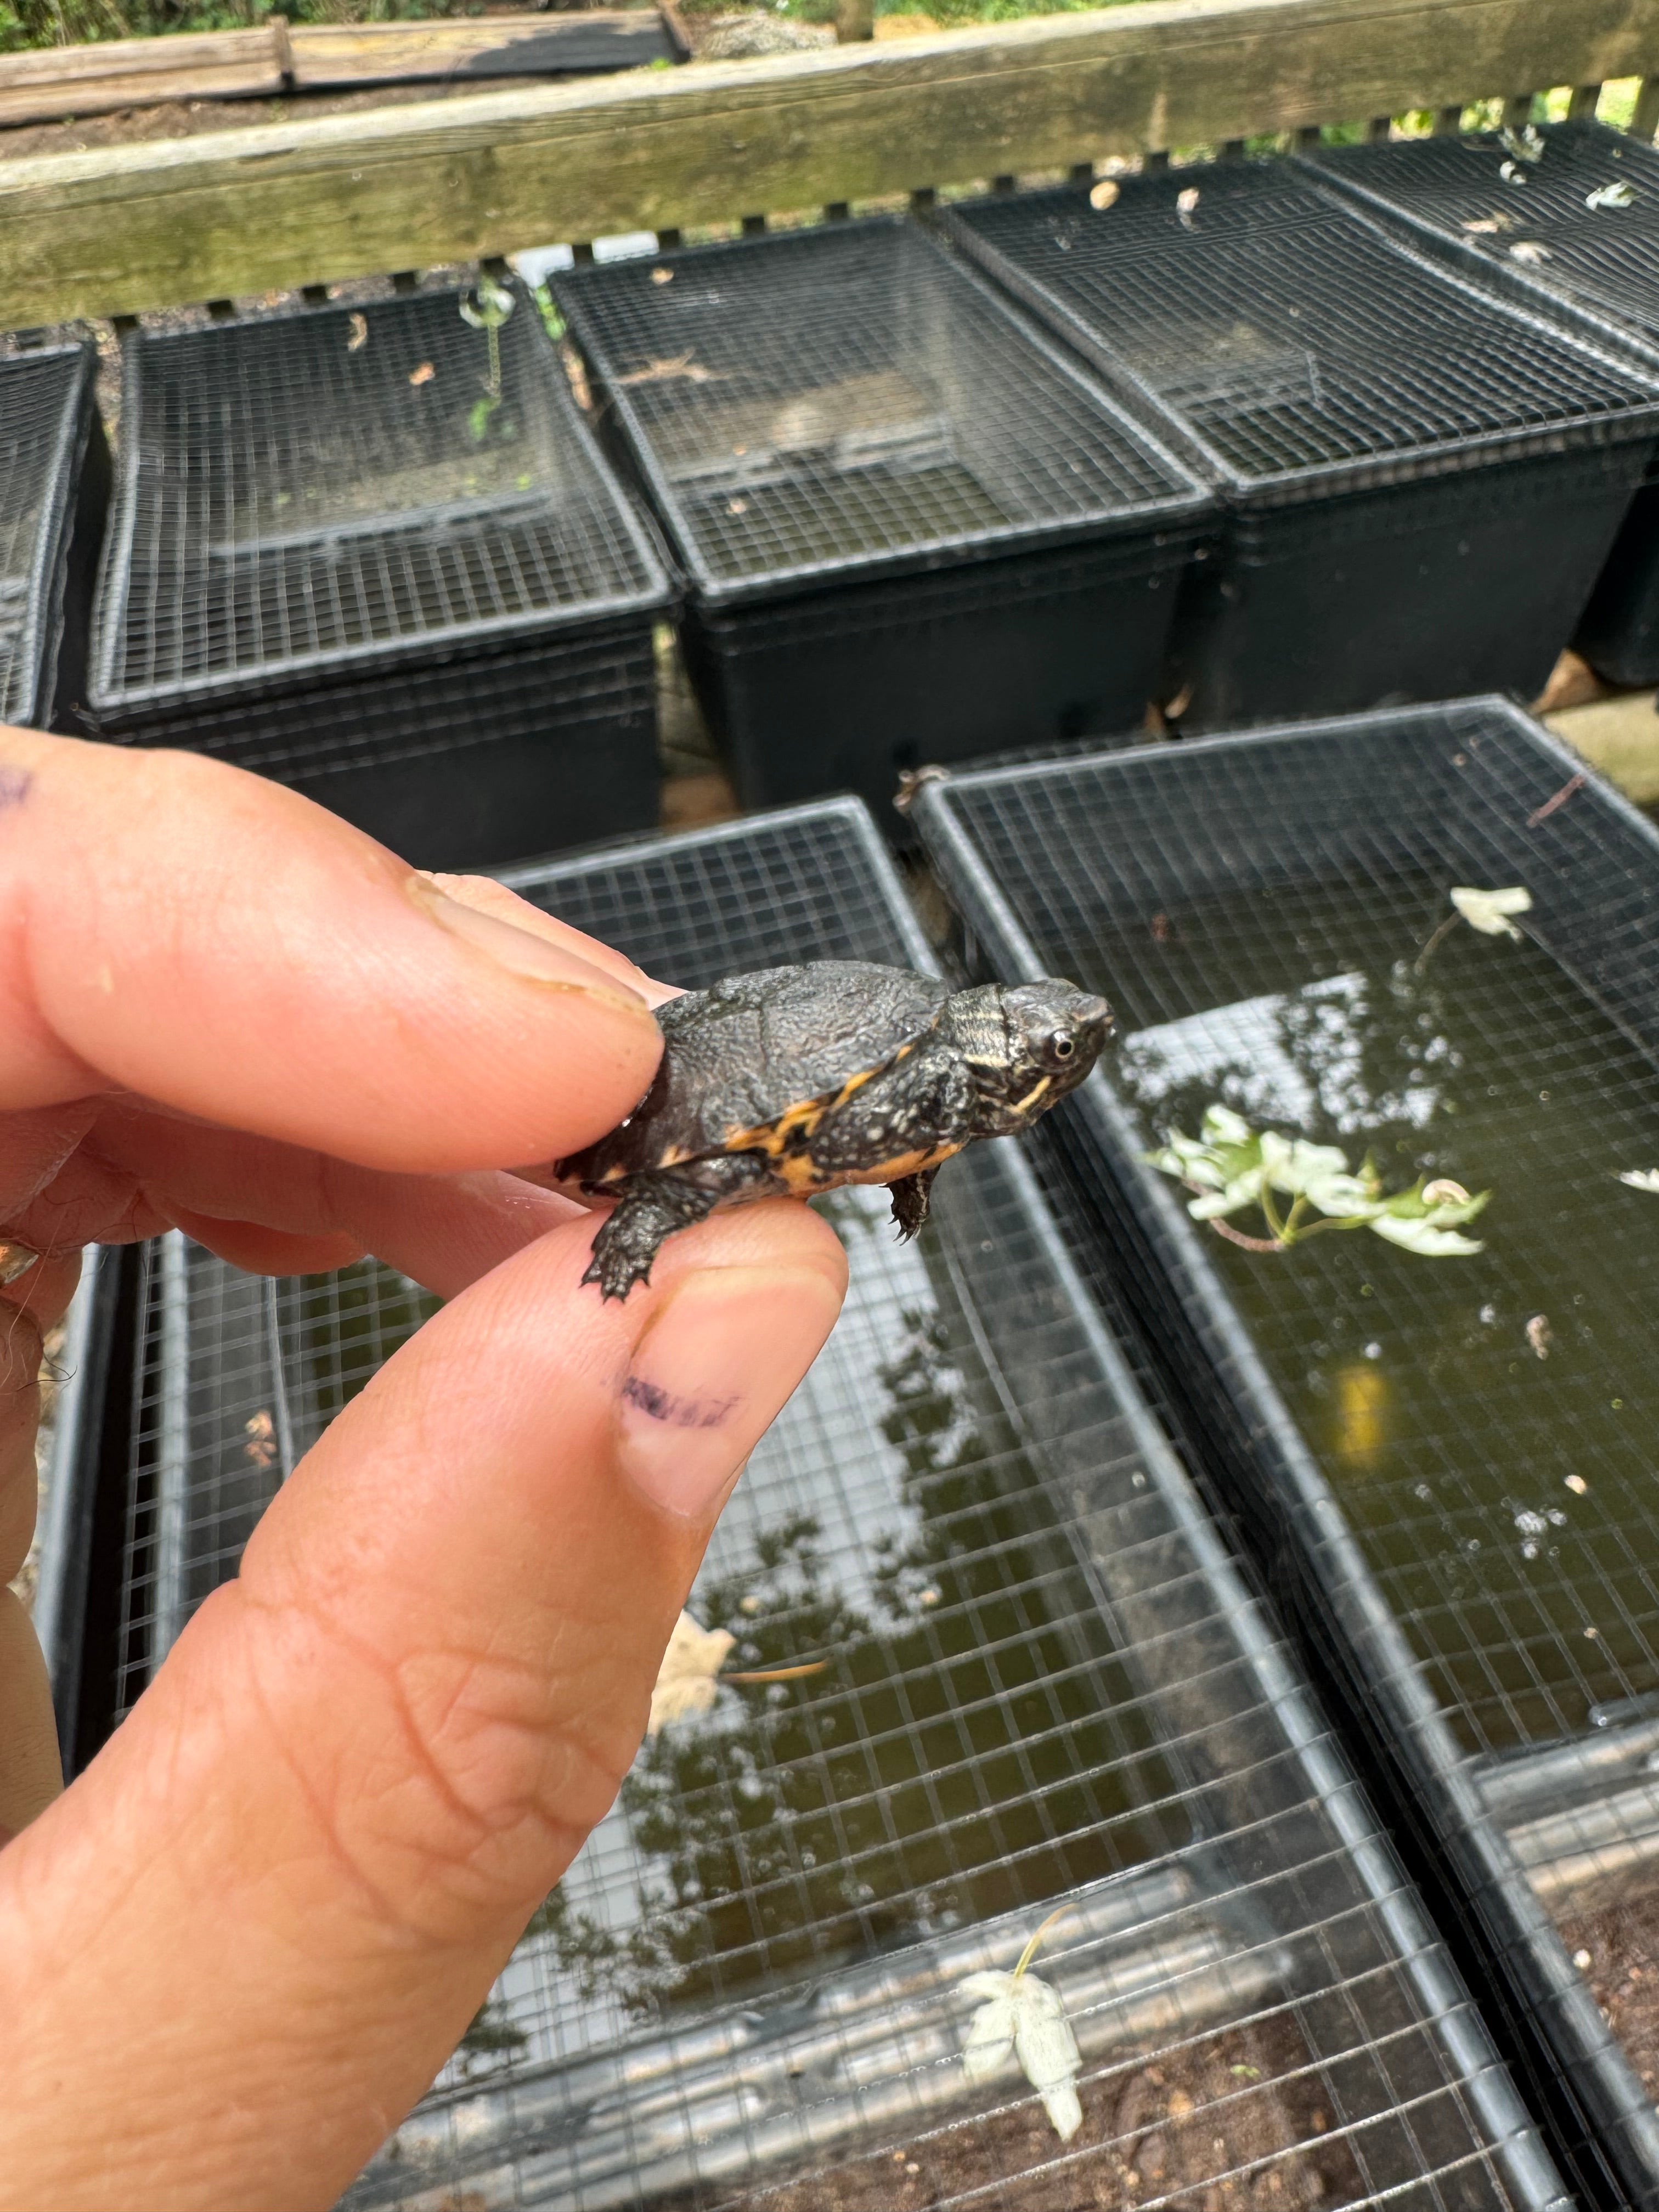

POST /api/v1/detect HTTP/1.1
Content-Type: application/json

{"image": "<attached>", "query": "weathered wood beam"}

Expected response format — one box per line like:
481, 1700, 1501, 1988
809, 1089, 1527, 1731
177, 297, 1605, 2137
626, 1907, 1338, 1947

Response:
1, 0, 1655, 327
0, 9, 684, 131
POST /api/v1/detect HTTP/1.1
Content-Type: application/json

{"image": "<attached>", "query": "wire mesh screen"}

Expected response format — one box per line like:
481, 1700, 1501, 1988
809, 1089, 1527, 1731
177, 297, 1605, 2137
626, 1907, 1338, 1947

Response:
112, 801, 1560, 2212
554, 218, 1207, 598
941, 166, 1659, 490
0, 342, 99, 727
913, 703, 1659, 2196
91, 286, 666, 714
1307, 122, 1659, 359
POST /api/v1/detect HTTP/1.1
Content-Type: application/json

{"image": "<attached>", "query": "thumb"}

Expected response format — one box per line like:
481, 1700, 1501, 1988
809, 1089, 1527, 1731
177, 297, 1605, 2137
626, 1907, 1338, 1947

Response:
0, 1197, 847, 2212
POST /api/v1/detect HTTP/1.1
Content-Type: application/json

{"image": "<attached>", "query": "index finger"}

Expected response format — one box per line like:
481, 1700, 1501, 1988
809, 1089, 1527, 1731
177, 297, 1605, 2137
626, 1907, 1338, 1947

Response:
0, 732, 665, 1174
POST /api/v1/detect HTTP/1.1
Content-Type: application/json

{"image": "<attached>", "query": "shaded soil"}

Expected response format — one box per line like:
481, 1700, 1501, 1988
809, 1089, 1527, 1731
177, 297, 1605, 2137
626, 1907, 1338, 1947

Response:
0, 78, 511, 161
702, 2013, 1364, 2212
1557, 1889, 1659, 2101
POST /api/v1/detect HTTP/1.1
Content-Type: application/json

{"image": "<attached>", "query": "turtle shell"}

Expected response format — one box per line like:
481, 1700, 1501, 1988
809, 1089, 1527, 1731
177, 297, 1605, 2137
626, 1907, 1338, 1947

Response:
574, 961, 951, 1180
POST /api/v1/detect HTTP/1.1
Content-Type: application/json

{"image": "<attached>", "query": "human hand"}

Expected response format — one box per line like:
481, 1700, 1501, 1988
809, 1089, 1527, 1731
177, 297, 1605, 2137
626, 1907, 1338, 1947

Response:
0, 730, 847, 2210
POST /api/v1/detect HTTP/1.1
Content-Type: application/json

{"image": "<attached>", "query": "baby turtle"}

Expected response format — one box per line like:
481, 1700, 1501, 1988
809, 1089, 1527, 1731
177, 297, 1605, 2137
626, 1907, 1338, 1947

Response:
559, 960, 1113, 1299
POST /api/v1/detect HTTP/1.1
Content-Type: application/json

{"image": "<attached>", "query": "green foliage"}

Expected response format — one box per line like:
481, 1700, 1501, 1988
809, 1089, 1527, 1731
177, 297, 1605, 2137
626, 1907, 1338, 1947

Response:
0, 0, 448, 48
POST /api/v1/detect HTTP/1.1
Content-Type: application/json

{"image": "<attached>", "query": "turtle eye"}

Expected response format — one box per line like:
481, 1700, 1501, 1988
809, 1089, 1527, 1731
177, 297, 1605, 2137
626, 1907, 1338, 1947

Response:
1051, 1032, 1075, 1060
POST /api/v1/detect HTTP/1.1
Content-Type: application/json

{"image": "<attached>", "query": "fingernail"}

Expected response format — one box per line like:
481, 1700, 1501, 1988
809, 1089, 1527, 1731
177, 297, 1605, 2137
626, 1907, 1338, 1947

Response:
617, 1266, 843, 1520
0, 1240, 40, 1288
407, 876, 651, 1012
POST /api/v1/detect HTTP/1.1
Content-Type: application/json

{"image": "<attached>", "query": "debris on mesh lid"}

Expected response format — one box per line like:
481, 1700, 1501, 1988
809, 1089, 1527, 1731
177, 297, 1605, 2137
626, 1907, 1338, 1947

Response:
1526, 1313, 1552, 1360
1500, 122, 1544, 164
647, 1610, 830, 1737
1509, 240, 1553, 263
1448, 883, 1533, 938
1462, 212, 1516, 234
1587, 181, 1637, 210
1573, 1948, 1594, 1970
459, 273, 515, 331
408, 361, 436, 386
1176, 186, 1200, 229
648, 1611, 735, 1735
1498, 161, 1531, 185
346, 312, 368, 353
1619, 1167, 1659, 1193
1566, 1474, 1589, 1494
960, 1908, 1082, 2141
1089, 178, 1121, 211
244, 1410, 276, 1470
651, 266, 674, 284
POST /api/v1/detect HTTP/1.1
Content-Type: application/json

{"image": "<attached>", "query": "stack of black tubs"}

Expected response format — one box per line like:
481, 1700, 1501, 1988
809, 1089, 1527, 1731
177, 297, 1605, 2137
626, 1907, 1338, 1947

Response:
940, 163, 1659, 728
89, 801, 1568, 2212
0, 342, 109, 733
912, 702, 1659, 2205
1307, 119, 1659, 687
82, 285, 672, 868
554, 218, 1212, 823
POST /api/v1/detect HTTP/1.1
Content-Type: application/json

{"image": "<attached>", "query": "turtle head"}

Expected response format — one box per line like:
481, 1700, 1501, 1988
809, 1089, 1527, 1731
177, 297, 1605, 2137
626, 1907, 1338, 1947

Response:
943, 978, 1115, 1136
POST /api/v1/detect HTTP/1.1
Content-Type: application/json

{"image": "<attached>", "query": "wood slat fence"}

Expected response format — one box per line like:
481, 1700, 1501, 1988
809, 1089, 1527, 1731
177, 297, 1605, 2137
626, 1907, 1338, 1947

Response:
0, 0, 1655, 330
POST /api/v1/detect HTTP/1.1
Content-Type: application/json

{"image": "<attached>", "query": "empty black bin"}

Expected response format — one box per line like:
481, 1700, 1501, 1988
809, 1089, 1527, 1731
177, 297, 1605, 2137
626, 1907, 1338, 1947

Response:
0, 341, 109, 733
1308, 119, 1659, 687
554, 218, 1212, 826
103, 800, 1564, 2212
913, 702, 1659, 2205
83, 286, 672, 868
941, 166, 1659, 729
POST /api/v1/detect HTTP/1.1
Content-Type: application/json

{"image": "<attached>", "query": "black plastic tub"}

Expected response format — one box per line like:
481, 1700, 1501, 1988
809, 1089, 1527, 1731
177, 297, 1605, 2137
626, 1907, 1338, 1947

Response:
1305, 120, 1659, 687
82, 285, 672, 868
0, 342, 109, 732
939, 166, 1659, 730
98, 799, 1568, 2212
554, 219, 1213, 826
912, 700, 1659, 2207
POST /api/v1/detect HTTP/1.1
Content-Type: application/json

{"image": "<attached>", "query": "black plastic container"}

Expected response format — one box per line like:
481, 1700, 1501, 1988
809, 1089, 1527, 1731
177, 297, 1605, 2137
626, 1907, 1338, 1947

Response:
940, 166, 1659, 729
99, 800, 1568, 2212
554, 219, 1212, 826
83, 285, 672, 868
913, 701, 1659, 2207
1306, 120, 1659, 686
0, 342, 109, 732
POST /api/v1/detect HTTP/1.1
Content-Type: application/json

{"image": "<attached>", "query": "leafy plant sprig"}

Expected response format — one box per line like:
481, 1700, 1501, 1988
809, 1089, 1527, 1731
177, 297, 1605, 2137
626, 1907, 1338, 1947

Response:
459, 273, 516, 442
1147, 1103, 1490, 1257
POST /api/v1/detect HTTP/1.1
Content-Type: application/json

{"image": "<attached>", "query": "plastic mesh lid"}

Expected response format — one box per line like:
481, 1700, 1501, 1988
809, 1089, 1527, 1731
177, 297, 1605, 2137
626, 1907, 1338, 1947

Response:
92, 287, 668, 712
0, 344, 93, 726
555, 217, 1210, 600
944, 166, 1659, 489
915, 703, 1659, 1764
111, 800, 1558, 2212
1310, 122, 1659, 356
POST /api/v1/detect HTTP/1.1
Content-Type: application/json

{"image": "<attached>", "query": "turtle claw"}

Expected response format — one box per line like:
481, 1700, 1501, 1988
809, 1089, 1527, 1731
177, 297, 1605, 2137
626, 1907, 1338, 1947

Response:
582, 1171, 724, 1300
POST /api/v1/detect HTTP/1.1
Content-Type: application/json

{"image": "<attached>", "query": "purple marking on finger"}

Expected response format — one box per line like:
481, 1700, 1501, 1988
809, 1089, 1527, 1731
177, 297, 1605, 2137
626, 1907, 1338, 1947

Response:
622, 1373, 739, 1428
0, 767, 32, 812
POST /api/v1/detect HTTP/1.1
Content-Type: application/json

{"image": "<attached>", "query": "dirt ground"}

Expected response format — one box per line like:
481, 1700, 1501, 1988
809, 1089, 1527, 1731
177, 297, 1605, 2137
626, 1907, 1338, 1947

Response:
1555, 1889, 1659, 2101
701, 2013, 1364, 2212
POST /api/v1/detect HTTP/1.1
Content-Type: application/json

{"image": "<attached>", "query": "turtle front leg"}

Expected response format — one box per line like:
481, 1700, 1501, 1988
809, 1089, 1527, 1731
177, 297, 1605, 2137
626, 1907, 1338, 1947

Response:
583, 1173, 724, 1300
889, 1166, 939, 1242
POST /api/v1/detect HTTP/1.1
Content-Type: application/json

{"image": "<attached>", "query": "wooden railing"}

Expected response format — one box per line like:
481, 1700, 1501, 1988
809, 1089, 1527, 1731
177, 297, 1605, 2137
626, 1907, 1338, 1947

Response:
0, 0, 1655, 329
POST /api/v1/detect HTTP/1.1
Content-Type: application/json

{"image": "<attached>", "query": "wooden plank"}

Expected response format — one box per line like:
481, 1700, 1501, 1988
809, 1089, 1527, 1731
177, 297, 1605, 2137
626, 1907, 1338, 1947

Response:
288, 13, 681, 90
1, 0, 1656, 326
0, 10, 679, 131
0, 23, 285, 128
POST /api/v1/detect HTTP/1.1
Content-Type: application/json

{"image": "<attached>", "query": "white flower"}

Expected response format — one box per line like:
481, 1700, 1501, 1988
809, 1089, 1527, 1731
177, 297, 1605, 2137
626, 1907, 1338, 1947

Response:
961, 1967, 1082, 2140
1587, 182, 1635, 210
1449, 884, 1533, 939
1618, 1168, 1659, 1193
